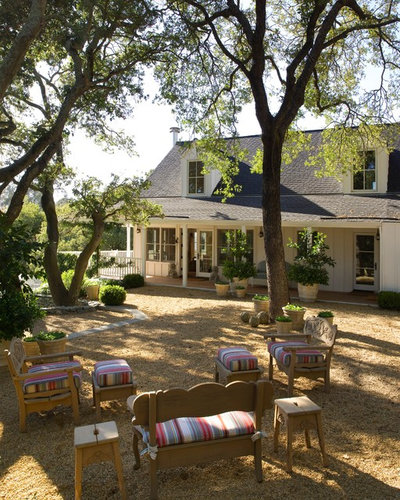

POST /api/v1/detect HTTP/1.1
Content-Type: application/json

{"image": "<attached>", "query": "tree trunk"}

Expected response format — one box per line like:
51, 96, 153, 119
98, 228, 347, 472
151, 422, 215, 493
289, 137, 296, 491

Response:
41, 181, 72, 305
261, 128, 290, 319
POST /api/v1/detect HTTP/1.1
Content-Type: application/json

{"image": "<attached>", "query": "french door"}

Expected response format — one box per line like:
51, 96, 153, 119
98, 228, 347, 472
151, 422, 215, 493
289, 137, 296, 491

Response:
354, 234, 378, 291
196, 230, 213, 277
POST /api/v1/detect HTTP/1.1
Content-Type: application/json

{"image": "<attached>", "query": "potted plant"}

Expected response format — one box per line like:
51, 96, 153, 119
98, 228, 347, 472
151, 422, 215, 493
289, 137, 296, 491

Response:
36, 330, 67, 356
275, 315, 293, 334
235, 285, 247, 298
282, 303, 306, 330
252, 294, 270, 313
318, 310, 334, 326
221, 230, 256, 291
22, 336, 41, 357
215, 280, 230, 297
287, 228, 335, 302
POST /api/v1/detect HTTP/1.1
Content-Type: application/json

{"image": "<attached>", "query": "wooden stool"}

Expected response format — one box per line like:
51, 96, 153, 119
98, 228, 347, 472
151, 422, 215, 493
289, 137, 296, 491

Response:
273, 396, 328, 472
215, 347, 263, 384
74, 421, 127, 500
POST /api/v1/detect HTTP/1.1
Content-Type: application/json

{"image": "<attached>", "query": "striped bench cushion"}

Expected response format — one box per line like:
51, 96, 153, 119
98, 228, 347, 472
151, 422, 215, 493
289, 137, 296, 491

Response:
217, 347, 258, 371
268, 341, 324, 366
24, 361, 81, 394
94, 359, 133, 387
141, 410, 255, 448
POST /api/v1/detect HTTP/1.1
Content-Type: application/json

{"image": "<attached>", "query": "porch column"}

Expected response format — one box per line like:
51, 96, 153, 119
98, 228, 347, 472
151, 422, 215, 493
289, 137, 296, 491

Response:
182, 224, 188, 287
126, 224, 131, 257
140, 226, 146, 277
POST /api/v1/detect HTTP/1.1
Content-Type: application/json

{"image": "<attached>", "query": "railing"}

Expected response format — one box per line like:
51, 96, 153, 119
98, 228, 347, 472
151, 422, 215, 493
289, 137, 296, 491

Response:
99, 256, 142, 280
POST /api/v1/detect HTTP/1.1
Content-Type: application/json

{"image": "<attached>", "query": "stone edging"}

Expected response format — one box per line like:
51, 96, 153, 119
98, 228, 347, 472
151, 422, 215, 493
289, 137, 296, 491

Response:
68, 305, 148, 340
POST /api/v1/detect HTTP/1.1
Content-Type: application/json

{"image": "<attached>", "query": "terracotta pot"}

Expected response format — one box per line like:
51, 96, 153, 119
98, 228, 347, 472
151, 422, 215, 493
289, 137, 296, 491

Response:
23, 340, 41, 357
37, 337, 67, 356
253, 299, 269, 314
298, 283, 319, 302
215, 283, 230, 297
276, 321, 292, 334
235, 288, 247, 298
231, 277, 248, 292
282, 307, 306, 330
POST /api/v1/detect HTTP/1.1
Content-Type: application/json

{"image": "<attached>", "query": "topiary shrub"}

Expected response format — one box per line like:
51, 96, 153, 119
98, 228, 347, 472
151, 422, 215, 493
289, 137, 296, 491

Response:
122, 273, 145, 289
99, 285, 126, 305
378, 291, 400, 310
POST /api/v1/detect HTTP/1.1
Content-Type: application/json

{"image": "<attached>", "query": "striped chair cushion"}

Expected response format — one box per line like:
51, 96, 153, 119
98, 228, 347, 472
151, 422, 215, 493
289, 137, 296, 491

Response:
217, 347, 258, 371
94, 359, 133, 387
141, 410, 255, 448
24, 361, 81, 394
268, 341, 325, 366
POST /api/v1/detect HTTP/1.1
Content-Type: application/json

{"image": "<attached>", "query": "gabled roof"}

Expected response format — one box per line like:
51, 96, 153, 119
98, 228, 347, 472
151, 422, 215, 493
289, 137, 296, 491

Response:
143, 130, 400, 223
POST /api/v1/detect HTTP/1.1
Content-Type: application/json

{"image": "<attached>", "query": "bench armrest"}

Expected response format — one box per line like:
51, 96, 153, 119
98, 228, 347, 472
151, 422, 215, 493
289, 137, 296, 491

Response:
25, 350, 82, 362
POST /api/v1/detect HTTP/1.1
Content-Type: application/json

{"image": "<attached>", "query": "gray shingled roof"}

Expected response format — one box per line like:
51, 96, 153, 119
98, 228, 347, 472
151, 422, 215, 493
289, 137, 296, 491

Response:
144, 130, 400, 223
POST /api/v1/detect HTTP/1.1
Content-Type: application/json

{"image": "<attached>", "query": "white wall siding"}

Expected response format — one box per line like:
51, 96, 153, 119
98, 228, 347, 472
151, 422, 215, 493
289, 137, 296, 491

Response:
380, 222, 400, 292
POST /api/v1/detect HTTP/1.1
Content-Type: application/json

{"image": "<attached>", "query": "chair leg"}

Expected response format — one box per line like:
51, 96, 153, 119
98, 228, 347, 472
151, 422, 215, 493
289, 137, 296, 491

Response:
254, 439, 263, 482
214, 363, 219, 383
268, 354, 274, 380
132, 433, 141, 470
273, 405, 280, 452
71, 392, 80, 425
324, 370, 331, 393
149, 458, 158, 500
287, 376, 294, 397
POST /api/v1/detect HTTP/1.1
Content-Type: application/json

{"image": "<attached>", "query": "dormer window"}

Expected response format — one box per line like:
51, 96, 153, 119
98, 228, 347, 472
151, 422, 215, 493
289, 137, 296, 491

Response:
188, 161, 204, 194
353, 151, 376, 191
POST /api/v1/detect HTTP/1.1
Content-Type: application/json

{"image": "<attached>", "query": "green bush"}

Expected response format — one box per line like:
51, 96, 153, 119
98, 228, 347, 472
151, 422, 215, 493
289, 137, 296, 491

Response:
378, 291, 400, 310
122, 273, 144, 289
57, 253, 78, 273
284, 303, 305, 311
0, 291, 45, 341
36, 330, 66, 341
99, 285, 126, 305
61, 270, 88, 297
275, 315, 292, 322
253, 294, 269, 301
101, 278, 124, 287
318, 310, 334, 318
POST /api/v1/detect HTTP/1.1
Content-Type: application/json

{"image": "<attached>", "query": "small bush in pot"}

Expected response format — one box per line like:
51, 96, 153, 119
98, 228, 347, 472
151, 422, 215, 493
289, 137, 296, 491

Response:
275, 315, 292, 333
22, 335, 41, 356
36, 330, 67, 356
318, 310, 334, 325
122, 273, 145, 289
282, 303, 306, 330
36, 331, 66, 341
99, 285, 126, 305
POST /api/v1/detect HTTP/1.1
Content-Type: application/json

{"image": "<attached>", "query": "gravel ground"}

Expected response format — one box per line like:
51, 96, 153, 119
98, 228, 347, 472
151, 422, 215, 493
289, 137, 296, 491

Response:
0, 285, 399, 499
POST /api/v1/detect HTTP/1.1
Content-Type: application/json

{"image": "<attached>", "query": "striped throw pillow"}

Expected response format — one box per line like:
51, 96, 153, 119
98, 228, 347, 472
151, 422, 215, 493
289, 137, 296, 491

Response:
268, 341, 324, 366
94, 359, 133, 387
141, 410, 255, 448
24, 361, 81, 394
217, 347, 258, 371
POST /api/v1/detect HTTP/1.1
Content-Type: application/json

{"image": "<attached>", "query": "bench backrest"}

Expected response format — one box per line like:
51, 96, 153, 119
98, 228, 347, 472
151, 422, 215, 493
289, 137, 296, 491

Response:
133, 380, 273, 425
304, 316, 337, 348
5, 338, 25, 377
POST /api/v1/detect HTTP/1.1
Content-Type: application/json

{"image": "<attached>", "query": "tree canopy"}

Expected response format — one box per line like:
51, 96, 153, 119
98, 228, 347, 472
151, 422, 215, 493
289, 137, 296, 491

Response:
158, 0, 400, 316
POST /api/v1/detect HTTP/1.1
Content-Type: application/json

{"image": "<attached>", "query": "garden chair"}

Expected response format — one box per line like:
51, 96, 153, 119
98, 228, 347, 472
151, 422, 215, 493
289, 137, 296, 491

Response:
4, 338, 82, 432
264, 316, 338, 396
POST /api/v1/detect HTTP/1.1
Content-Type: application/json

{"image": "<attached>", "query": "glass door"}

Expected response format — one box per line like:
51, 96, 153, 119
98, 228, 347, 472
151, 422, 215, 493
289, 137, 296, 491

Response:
354, 234, 377, 290
196, 230, 213, 277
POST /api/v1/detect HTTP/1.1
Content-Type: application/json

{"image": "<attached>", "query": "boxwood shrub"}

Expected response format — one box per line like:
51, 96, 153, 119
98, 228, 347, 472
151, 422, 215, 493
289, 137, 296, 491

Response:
99, 285, 126, 306
122, 273, 145, 289
378, 291, 400, 310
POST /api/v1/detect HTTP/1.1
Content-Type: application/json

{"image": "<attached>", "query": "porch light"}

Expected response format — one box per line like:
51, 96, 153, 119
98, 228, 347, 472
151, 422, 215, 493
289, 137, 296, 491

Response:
136, 227, 141, 234
259, 228, 264, 238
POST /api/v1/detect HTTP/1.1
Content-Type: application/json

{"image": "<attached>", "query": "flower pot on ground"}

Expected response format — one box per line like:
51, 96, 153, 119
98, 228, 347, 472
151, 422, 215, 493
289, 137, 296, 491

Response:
22, 336, 41, 357
252, 294, 270, 313
282, 303, 306, 330
235, 286, 247, 298
36, 331, 67, 356
318, 311, 334, 326
215, 281, 230, 297
287, 228, 335, 303
275, 316, 293, 334
85, 279, 101, 300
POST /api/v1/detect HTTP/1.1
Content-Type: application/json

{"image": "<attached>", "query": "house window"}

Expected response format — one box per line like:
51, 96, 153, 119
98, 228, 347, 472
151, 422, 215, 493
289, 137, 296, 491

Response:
188, 161, 204, 194
353, 151, 376, 191
216, 229, 254, 265
146, 228, 176, 261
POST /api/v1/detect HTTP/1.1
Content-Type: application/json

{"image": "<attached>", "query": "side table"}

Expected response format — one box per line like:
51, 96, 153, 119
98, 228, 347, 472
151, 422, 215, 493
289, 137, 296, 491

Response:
273, 395, 328, 472
74, 420, 127, 499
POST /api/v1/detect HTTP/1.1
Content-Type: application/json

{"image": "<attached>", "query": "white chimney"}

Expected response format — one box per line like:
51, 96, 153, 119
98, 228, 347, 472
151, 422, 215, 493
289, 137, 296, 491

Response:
170, 126, 180, 146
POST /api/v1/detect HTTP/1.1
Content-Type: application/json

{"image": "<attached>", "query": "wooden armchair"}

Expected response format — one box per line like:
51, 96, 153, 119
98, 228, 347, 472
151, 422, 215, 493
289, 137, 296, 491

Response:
4, 338, 83, 432
264, 317, 338, 396
128, 380, 274, 499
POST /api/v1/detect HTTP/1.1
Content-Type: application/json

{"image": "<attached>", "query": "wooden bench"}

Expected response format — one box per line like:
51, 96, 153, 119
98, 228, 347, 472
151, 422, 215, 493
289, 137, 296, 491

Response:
127, 380, 274, 499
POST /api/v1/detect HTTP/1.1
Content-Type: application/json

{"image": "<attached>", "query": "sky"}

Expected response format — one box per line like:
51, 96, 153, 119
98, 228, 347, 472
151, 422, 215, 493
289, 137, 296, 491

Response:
65, 85, 325, 188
